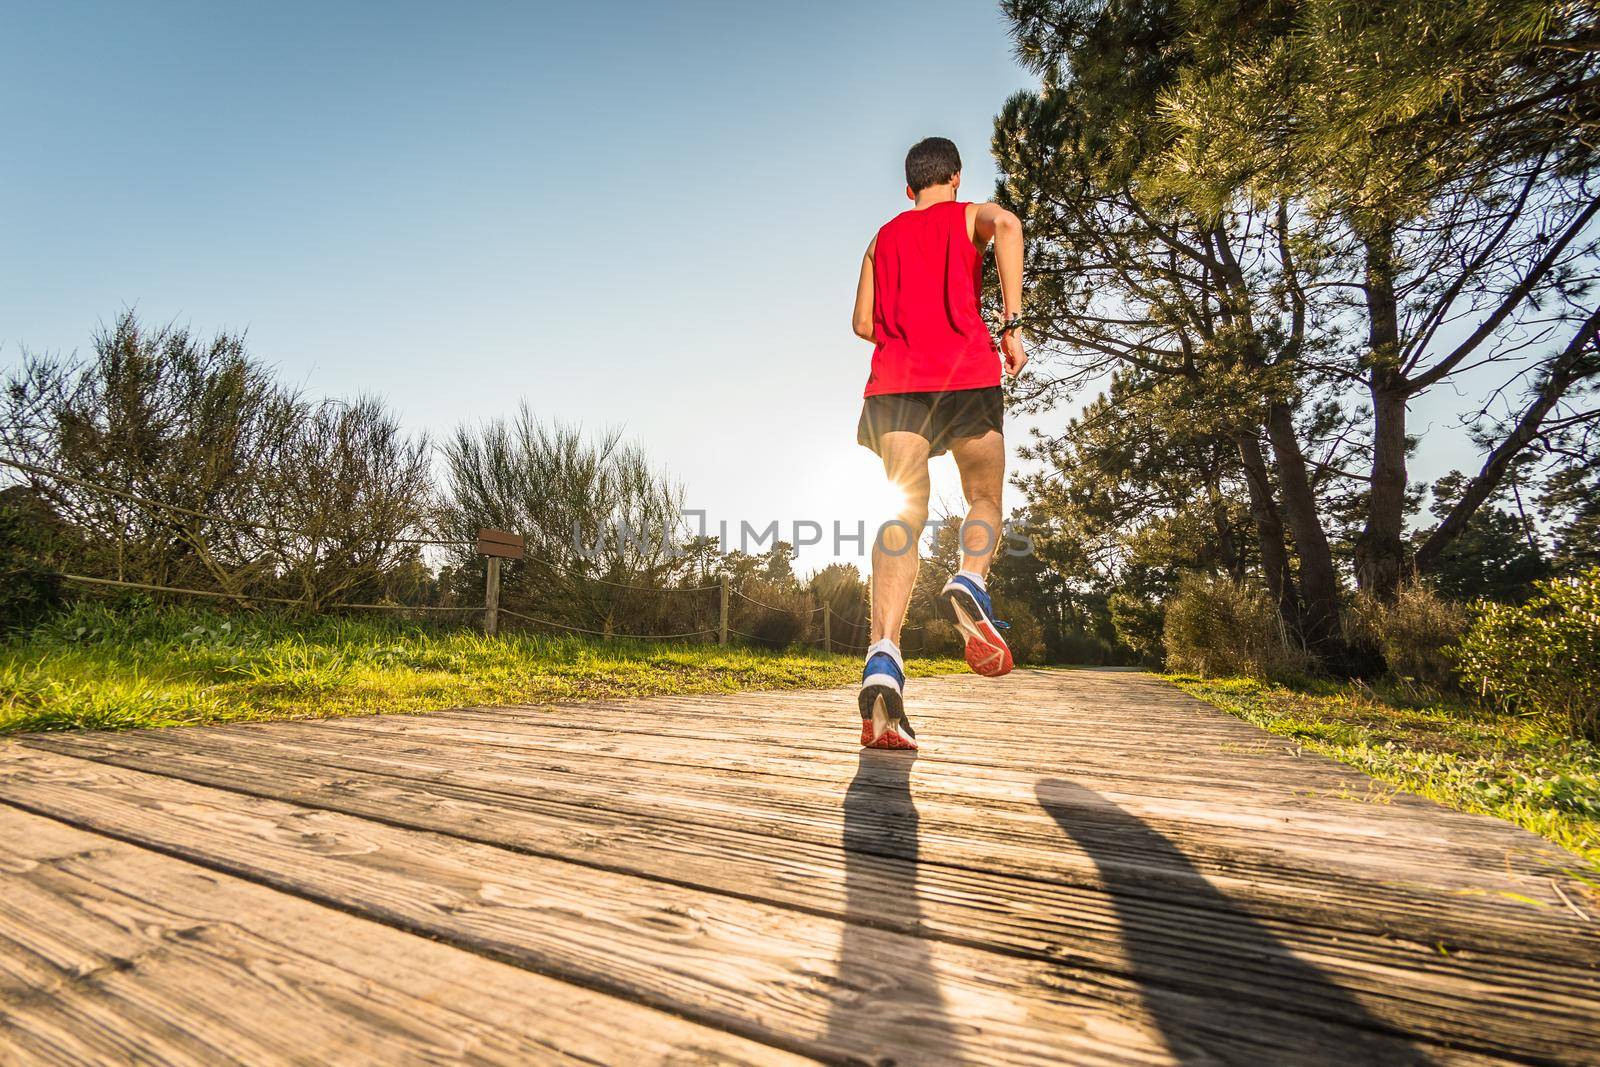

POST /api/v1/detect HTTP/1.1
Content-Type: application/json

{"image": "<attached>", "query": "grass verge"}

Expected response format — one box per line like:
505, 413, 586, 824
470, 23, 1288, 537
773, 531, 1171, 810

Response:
1170, 674, 1600, 877
1, 602, 967, 734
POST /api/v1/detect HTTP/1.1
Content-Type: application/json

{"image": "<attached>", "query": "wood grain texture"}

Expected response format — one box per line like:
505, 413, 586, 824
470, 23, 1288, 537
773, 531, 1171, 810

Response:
3, 669, 1597, 1065
23, 725, 1600, 1060
53, 676, 1579, 934
0, 806, 813, 1066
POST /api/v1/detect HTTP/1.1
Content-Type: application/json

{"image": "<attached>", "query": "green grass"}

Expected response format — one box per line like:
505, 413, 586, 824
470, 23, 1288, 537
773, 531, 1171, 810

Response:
1170, 673, 1600, 872
1, 602, 967, 735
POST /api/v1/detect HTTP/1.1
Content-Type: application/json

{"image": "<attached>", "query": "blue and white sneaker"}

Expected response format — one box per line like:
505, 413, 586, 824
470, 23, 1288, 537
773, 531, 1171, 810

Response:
858, 641, 916, 749
939, 573, 1013, 677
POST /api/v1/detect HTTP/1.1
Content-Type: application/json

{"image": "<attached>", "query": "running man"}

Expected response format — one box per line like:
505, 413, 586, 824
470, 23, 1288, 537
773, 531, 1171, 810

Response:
852, 136, 1027, 750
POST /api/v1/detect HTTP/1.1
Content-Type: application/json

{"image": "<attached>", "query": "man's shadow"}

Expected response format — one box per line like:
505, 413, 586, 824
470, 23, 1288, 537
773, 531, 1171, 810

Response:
1035, 778, 1432, 1065
826, 749, 966, 1064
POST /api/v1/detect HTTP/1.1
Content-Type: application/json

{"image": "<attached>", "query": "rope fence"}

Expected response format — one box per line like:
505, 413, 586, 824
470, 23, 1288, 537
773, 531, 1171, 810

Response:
48, 572, 480, 614
499, 606, 718, 641
557, 573, 722, 593
732, 588, 824, 614
10, 455, 946, 655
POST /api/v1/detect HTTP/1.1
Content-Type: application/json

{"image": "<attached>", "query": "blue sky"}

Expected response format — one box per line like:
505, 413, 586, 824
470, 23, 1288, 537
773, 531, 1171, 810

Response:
2, 1, 1484, 571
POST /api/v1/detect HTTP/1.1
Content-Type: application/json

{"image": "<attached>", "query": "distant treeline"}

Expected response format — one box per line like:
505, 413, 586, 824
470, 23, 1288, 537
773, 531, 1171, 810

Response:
0, 312, 764, 643
0, 312, 1118, 664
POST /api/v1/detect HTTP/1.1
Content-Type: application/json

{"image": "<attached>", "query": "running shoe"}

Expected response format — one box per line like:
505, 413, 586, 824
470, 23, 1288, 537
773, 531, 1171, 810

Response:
858, 648, 917, 749
938, 574, 1013, 677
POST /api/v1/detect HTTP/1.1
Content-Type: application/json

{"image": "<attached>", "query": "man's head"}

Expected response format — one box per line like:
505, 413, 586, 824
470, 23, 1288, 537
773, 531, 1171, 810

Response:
905, 137, 961, 199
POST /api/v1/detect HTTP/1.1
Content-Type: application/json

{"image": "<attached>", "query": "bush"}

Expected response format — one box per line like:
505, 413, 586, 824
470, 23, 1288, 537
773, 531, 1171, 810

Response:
1163, 572, 1311, 678
1345, 583, 1470, 691
0, 487, 64, 633
918, 618, 963, 659
733, 578, 814, 649
1053, 628, 1120, 665
1454, 566, 1600, 743
1000, 600, 1045, 664
1109, 589, 1165, 665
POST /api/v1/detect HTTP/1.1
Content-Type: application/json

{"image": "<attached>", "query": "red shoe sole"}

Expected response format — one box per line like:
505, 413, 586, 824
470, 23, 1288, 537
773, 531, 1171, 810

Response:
863, 725, 917, 750
940, 585, 1014, 678
963, 619, 1014, 678
859, 684, 915, 749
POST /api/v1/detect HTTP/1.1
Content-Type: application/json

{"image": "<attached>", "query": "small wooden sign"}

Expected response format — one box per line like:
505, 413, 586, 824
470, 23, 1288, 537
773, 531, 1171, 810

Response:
476, 527, 525, 560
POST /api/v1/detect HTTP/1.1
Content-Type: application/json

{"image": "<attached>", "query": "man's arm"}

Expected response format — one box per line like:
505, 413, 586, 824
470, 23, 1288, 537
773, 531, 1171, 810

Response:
852, 237, 877, 342
973, 203, 1027, 377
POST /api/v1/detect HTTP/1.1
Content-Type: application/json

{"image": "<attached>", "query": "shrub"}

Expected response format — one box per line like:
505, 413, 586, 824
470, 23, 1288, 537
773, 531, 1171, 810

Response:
919, 618, 964, 659
998, 600, 1045, 664
0, 487, 64, 633
1109, 589, 1165, 665
733, 578, 813, 649
1454, 566, 1600, 743
1345, 583, 1470, 691
1054, 628, 1120, 666
1163, 572, 1310, 678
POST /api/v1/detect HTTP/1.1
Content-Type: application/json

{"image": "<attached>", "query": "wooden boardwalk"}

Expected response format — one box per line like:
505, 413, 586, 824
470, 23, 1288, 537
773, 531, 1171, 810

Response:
0, 669, 1596, 1065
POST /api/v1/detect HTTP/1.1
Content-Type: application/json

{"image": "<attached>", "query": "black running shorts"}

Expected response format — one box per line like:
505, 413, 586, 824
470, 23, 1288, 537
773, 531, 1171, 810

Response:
857, 386, 1003, 458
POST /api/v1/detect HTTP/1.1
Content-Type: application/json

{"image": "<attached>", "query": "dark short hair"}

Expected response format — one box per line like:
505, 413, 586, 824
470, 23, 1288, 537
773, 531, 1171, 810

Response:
905, 137, 961, 192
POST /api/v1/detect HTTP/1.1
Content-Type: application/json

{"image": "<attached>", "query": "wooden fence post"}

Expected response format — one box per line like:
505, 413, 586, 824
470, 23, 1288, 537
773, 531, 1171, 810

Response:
822, 604, 831, 653
483, 556, 501, 636
719, 573, 729, 646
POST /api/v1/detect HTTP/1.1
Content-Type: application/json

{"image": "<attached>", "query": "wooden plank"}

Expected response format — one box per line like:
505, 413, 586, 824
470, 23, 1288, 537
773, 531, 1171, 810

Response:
0, 806, 814, 1066
40, 700, 1587, 959
183, 697, 1445, 815
408, 692, 1582, 846
338, 671, 1307, 748
416, 701, 1324, 781
25, 728, 1600, 1061
0, 746, 1479, 1066
240, 676, 1496, 816
34, 716, 1587, 959
196, 704, 1584, 901
499, 669, 1294, 739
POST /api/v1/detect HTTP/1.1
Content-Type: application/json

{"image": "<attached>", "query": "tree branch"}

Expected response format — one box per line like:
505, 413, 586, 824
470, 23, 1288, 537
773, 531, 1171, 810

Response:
1415, 305, 1600, 573
1407, 192, 1600, 393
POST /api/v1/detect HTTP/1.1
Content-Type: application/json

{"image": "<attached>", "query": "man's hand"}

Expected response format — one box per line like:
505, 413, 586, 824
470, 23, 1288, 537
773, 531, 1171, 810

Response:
976, 203, 1026, 377
1002, 329, 1028, 378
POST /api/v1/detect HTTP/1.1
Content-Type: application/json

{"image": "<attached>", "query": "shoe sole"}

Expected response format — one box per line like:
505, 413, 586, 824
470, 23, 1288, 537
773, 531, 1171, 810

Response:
939, 584, 1014, 678
858, 685, 917, 750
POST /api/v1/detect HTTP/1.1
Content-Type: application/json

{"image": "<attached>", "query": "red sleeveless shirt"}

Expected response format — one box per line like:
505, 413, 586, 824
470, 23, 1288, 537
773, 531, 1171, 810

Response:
864, 200, 1001, 397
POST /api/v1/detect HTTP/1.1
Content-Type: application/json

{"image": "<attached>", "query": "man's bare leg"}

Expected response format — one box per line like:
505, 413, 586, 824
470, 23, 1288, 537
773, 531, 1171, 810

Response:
941, 430, 1013, 676
859, 431, 929, 749
949, 430, 1005, 577
870, 430, 931, 645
